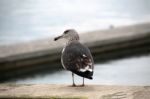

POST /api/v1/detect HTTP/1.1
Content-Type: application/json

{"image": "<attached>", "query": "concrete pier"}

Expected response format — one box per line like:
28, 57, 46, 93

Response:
0, 22, 150, 81
0, 84, 150, 99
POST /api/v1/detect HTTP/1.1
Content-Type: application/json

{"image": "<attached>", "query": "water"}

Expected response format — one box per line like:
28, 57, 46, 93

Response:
0, 0, 150, 45
11, 54, 150, 86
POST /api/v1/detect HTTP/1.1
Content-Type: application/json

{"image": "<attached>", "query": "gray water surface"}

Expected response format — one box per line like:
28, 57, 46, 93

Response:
12, 55, 150, 86
0, 0, 150, 45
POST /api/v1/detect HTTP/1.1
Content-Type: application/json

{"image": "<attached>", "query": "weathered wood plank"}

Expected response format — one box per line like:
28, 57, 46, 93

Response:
0, 84, 149, 99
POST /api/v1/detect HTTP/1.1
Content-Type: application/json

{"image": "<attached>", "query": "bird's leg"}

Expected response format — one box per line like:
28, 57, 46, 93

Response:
82, 77, 85, 86
72, 73, 76, 87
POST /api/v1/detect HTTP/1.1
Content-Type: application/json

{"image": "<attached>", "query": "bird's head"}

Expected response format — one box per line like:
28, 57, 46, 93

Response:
54, 29, 79, 41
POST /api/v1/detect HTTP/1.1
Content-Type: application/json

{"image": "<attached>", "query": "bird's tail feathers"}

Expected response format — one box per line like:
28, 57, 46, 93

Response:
72, 70, 93, 80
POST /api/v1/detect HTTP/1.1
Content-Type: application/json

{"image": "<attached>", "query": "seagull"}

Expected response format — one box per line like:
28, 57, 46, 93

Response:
54, 29, 94, 86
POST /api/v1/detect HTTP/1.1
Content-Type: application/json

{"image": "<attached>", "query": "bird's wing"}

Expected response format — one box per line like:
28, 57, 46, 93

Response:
62, 42, 94, 78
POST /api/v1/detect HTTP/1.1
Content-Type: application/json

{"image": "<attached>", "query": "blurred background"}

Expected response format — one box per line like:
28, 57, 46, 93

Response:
0, 0, 150, 85
0, 0, 150, 45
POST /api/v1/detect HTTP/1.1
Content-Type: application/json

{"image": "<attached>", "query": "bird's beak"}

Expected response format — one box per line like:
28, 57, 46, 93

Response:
54, 35, 63, 41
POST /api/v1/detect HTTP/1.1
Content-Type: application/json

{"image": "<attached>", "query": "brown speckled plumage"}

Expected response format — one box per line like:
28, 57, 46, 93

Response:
54, 29, 94, 86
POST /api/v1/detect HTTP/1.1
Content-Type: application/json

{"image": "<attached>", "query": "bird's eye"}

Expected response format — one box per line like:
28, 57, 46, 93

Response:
64, 30, 70, 34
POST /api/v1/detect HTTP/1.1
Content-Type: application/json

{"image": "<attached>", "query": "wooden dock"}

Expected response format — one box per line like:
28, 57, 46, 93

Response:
0, 22, 150, 81
0, 84, 150, 99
